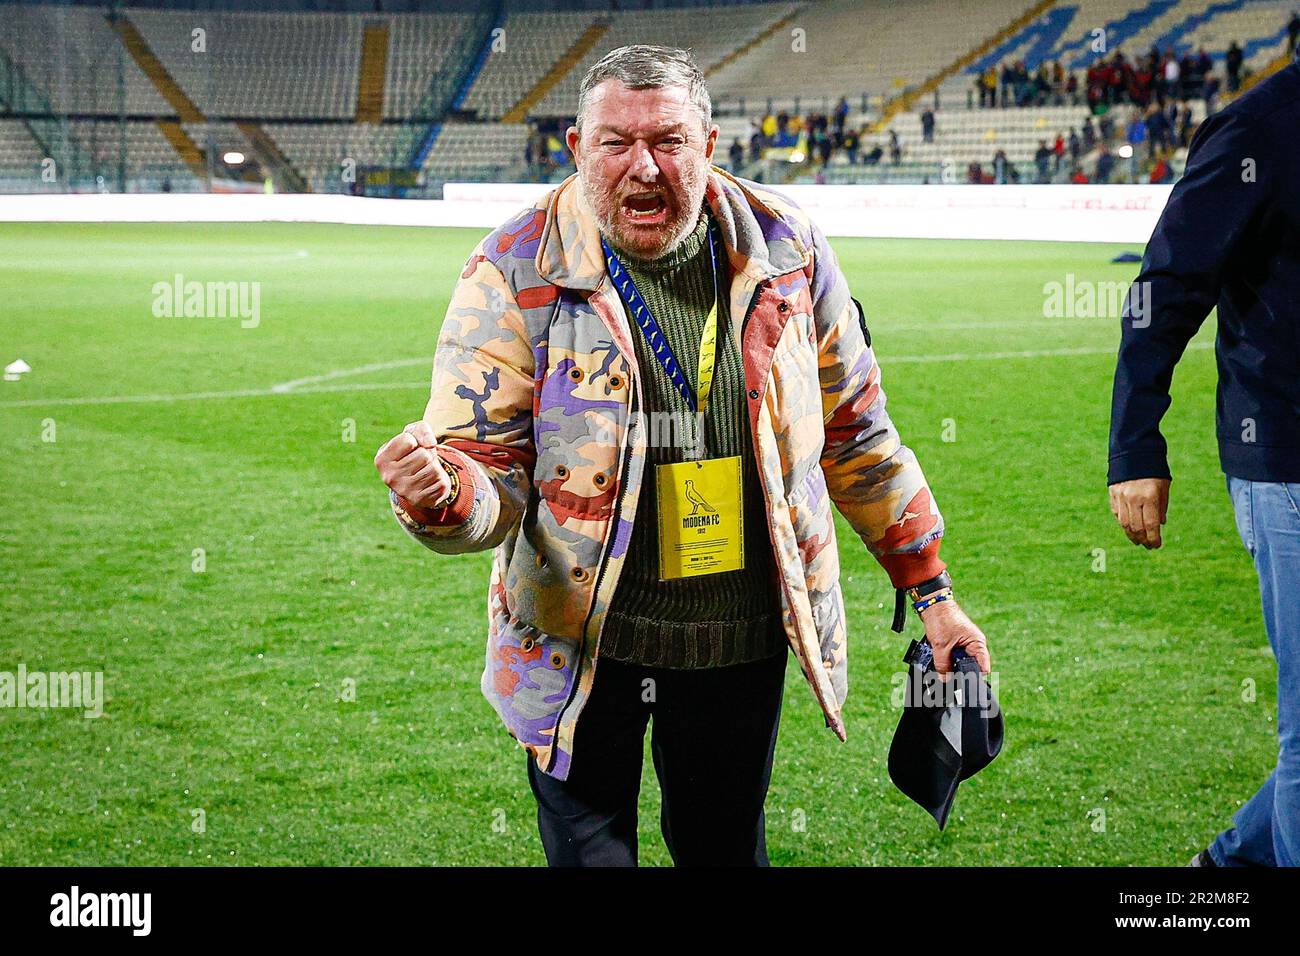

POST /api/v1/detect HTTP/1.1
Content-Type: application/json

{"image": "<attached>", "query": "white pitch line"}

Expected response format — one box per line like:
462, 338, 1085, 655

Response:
0, 341, 1214, 410
269, 357, 433, 392
0, 379, 431, 409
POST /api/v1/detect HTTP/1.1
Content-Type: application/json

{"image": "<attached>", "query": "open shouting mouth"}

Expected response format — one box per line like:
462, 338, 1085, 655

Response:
620, 190, 670, 226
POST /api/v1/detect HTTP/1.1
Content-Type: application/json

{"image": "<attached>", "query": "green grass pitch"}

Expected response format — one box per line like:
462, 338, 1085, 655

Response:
0, 221, 1274, 866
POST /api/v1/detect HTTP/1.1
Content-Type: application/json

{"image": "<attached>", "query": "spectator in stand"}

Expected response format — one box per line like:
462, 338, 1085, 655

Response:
968, 160, 984, 184
1204, 70, 1221, 112
761, 112, 777, 141
1226, 41, 1243, 93
843, 126, 860, 164
1126, 108, 1148, 181
1109, 52, 1131, 105
1179, 50, 1197, 99
1000, 60, 1015, 107
1082, 116, 1097, 151
1035, 63, 1053, 105
1066, 70, 1079, 105
1070, 164, 1089, 184
1290, 11, 1300, 54
1096, 144, 1115, 183
1146, 102, 1170, 155
1148, 154, 1173, 183
808, 124, 825, 165
1162, 50, 1180, 103
1015, 60, 1035, 106
1068, 127, 1081, 163
1130, 54, 1155, 107
818, 126, 834, 166
864, 141, 883, 165
748, 121, 763, 163
980, 65, 998, 108
729, 137, 744, 172
1053, 131, 1066, 173
1086, 60, 1106, 110
993, 149, 1008, 184
1196, 46, 1214, 84
1034, 139, 1052, 183
1099, 110, 1116, 144
1177, 101, 1194, 147
889, 129, 902, 165
921, 106, 936, 143
1052, 60, 1066, 104
833, 97, 849, 136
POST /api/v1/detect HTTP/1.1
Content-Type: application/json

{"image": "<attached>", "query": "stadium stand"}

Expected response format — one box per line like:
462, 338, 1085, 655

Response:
948, 0, 1296, 108
460, 12, 601, 120
708, 0, 1033, 114
262, 122, 416, 193
130, 10, 364, 120
532, 2, 801, 116
0, 5, 170, 115
422, 121, 531, 184
0, 117, 43, 182
70, 118, 203, 190
1, 0, 1296, 194
382, 13, 479, 120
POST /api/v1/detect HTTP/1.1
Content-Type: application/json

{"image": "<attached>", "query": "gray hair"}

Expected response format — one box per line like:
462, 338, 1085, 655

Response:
575, 45, 712, 136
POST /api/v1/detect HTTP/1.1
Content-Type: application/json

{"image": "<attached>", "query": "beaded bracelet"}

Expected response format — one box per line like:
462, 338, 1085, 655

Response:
912, 587, 954, 614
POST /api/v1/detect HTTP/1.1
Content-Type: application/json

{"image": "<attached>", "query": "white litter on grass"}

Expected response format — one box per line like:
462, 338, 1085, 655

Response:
4, 359, 31, 382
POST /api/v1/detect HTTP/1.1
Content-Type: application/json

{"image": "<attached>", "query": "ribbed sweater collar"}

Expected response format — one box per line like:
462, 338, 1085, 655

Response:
606, 211, 710, 274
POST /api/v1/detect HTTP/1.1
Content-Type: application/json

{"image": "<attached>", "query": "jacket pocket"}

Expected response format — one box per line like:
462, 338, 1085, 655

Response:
482, 614, 580, 752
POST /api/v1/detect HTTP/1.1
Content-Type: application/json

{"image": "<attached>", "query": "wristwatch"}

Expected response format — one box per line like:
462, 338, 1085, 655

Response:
891, 570, 954, 634
907, 570, 952, 603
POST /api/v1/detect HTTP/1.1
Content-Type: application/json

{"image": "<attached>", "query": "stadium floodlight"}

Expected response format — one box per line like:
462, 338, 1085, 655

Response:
223, 151, 247, 166
1117, 145, 1134, 159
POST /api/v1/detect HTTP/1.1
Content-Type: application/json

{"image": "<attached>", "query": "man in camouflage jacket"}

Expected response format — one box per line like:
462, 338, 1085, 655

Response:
376, 45, 990, 866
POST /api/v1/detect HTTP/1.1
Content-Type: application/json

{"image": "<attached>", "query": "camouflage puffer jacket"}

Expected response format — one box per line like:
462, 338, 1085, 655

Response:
391, 168, 945, 780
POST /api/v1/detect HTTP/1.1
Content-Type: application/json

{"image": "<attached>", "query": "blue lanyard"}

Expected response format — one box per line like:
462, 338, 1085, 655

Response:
601, 223, 721, 417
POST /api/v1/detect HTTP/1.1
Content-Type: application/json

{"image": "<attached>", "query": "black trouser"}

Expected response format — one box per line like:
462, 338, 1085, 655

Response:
526, 651, 787, 867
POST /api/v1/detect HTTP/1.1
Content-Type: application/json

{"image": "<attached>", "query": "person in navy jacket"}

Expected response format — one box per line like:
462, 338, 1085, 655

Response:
1108, 50, 1300, 867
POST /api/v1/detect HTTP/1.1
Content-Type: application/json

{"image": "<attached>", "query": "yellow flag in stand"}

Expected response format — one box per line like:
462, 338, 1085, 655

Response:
654, 455, 744, 581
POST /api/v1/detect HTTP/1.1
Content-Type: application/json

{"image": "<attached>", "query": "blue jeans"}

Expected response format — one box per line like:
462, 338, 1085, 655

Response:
1209, 477, 1300, 866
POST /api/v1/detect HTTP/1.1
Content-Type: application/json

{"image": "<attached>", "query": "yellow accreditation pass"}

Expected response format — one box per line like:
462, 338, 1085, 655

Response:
654, 455, 744, 580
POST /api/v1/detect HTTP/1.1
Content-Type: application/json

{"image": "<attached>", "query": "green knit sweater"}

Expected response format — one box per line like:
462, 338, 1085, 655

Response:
600, 212, 787, 669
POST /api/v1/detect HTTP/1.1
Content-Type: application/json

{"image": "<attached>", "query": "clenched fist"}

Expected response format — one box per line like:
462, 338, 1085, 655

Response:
374, 421, 456, 512
1109, 477, 1171, 549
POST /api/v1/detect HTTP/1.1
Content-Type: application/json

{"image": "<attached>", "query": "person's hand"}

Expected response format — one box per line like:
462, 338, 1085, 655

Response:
374, 421, 455, 511
1109, 477, 1170, 549
920, 599, 991, 674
